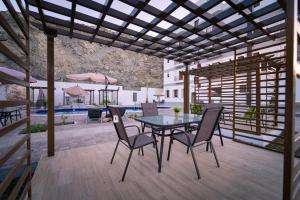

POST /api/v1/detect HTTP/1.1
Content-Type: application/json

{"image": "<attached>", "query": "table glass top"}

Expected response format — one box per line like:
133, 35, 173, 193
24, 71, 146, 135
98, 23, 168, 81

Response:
135, 114, 202, 127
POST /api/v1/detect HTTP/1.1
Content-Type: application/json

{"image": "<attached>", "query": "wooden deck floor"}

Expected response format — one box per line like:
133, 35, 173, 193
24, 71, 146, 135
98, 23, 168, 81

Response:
32, 137, 283, 200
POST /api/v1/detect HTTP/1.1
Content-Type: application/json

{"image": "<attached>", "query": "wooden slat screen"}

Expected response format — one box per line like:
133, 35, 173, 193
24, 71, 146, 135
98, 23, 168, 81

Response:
191, 42, 287, 152
0, 1, 31, 199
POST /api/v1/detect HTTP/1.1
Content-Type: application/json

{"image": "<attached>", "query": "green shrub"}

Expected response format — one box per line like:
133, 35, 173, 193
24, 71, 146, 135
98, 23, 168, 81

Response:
128, 113, 137, 119
173, 107, 181, 113
61, 114, 68, 125
190, 104, 203, 115
30, 124, 47, 133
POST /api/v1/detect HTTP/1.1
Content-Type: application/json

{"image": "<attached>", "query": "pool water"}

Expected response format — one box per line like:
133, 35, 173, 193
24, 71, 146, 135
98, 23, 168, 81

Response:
33, 106, 170, 115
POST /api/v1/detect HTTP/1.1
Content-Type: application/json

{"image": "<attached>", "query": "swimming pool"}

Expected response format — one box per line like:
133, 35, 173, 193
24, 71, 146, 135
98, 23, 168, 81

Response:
33, 106, 171, 116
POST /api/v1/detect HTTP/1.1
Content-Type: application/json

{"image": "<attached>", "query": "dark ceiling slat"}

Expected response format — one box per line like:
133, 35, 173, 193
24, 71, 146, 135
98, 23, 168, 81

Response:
171, 0, 250, 45
91, 0, 113, 42
35, 0, 47, 32
27, 0, 286, 63
192, 13, 286, 60
69, 0, 77, 38
16, 0, 28, 22
182, 31, 286, 63
29, 11, 173, 55
2, 0, 28, 38
31, 21, 165, 59
109, 0, 150, 46
185, 0, 264, 45
121, 0, 235, 54
0, 14, 27, 54
224, 0, 275, 40
136, 0, 260, 59
175, 2, 284, 61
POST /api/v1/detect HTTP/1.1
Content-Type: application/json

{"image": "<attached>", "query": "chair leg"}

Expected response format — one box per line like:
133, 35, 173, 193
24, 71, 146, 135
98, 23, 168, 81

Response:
110, 140, 120, 164
186, 147, 189, 154
210, 142, 220, 168
141, 147, 144, 156
206, 142, 209, 152
121, 149, 133, 182
217, 123, 224, 146
190, 147, 201, 179
167, 138, 173, 160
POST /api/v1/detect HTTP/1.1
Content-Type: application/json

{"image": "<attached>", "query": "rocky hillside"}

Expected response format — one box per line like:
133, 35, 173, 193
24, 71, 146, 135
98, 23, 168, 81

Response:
0, 12, 163, 90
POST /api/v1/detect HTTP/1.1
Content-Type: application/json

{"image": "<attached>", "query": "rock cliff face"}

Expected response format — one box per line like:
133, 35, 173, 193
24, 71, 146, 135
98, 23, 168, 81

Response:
0, 12, 163, 90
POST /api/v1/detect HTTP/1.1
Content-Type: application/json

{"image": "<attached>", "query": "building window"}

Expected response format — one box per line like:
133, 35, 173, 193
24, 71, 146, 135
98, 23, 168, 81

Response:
179, 71, 184, 80
166, 90, 170, 98
167, 73, 169, 77
173, 89, 178, 98
133, 92, 137, 102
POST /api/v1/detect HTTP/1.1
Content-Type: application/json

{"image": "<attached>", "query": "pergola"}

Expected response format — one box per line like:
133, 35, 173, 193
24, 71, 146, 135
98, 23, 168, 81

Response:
0, 0, 299, 199
98, 88, 119, 105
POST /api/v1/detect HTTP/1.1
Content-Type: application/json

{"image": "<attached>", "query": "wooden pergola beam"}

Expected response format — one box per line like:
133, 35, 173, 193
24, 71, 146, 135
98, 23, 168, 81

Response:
183, 63, 190, 113
46, 28, 57, 157
283, 0, 297, 199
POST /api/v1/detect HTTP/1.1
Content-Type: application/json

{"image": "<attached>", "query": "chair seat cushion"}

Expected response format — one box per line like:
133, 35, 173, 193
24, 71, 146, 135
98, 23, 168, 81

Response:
128, 134, 155, 149
173, 132, 196, 146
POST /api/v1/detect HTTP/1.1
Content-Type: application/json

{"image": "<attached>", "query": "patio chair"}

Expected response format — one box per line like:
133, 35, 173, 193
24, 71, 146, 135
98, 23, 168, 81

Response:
106, 107, 126, 119
141, 103, 159, 132
109, 106, 159, 181
87, 108, 102, 123
240, 106, 256, 131
167, 107, 224, 179
189, 103, 224, 148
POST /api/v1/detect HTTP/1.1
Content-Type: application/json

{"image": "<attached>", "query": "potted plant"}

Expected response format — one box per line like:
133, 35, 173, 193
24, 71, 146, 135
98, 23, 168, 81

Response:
190, 104, 203, 115
61, 114, 68, 125
173, 107, 181, 117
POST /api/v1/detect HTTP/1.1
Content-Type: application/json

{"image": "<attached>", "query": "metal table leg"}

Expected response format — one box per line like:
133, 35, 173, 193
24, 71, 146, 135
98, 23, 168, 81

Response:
158, 129, 165, 173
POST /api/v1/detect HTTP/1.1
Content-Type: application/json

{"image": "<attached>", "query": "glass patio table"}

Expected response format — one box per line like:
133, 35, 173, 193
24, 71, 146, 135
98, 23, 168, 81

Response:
135, 114, 202, 172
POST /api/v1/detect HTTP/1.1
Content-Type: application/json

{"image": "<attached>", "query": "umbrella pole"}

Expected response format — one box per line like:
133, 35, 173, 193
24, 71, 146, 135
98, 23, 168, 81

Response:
105, 76, 108, 116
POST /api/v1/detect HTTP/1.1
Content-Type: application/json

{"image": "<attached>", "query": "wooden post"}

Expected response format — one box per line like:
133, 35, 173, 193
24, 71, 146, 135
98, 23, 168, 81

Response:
32, 88, 34, 106
93, 90, 95, 104
183, 62, 190, 113
90, 90, 93, 105
246, 7, 252, 106
256, 61, 261, 134
208, 77, 211, 103
99, 90, 100, 105
283, 0, 297, 199
233, 50, 237, 140
25, 2, 32, 198
46, 29, 57, 157
220, 76, 223, 103
274, 68, 279, 126
117, 89, 119, 105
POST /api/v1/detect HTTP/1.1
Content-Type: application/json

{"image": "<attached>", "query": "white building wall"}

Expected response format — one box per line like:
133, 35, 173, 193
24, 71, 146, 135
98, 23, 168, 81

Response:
30, 80, 162, 107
